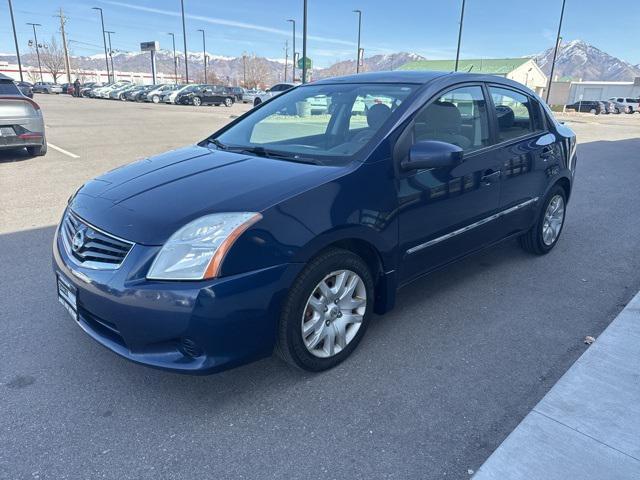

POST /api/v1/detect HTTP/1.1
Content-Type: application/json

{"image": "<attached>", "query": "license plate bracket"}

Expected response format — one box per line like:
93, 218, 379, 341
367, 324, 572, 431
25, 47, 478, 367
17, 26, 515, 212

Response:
57, 274, 78, 321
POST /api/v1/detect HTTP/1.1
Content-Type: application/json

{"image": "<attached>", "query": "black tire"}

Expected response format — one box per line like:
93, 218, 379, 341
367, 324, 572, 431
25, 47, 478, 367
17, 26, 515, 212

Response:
276, 248, 374, 372
519, 185, 567, 255
254, 98, 262, 107
26, 140, 47, 157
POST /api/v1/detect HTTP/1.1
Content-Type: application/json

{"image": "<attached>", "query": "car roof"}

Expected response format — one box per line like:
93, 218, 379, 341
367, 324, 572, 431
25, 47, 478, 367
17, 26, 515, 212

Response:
311, 70, 450, 85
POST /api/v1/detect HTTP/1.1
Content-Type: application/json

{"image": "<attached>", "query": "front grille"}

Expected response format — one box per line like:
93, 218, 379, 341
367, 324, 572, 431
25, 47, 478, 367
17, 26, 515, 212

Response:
60, 210, 134, 270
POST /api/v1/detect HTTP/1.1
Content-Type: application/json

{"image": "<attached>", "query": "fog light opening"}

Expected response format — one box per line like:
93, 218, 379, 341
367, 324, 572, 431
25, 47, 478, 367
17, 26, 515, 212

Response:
179, 338, 204, 358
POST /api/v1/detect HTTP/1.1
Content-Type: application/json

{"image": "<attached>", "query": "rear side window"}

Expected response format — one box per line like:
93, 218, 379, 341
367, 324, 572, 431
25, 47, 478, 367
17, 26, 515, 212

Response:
413, 85, 490, 153
489, 86, 541, 141
0, 81, 20, 95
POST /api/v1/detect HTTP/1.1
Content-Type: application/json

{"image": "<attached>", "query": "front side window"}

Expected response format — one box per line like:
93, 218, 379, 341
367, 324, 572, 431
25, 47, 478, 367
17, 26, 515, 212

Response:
489, 86, 539, 141
216, 83, 417, 162
413, 85, 490, 153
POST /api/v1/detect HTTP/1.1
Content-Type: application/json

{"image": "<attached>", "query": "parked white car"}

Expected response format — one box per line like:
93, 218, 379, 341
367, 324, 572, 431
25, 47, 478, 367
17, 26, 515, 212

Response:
146, 84, 179, 103
253, 83, 297, 106
608, 97, 640, 114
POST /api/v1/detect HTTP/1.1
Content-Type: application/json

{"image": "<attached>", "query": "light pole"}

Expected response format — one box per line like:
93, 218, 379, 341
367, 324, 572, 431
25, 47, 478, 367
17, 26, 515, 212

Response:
180, 0, 189, 83
242, 52, 247, 87
353, 9, 362, 73
546, 0, 567, 103
454, 0, 466, 71
197, 28, 207, 83
105, 31, 115, 81
302, 0, 308, 83
167, 32, 178, 83
27, 23, 43, 82
284, 40, 289, 82
287, 19, 296, 82
8, 0, 23, 81
92, 7, 110, 82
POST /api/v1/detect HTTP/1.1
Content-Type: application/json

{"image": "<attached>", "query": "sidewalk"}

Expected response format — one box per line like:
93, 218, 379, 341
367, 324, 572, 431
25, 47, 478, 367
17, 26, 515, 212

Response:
474, 291, 640, 480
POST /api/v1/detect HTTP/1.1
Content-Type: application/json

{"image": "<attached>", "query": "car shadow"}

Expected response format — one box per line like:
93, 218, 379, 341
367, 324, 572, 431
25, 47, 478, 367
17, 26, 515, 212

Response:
0, 148, 33, 163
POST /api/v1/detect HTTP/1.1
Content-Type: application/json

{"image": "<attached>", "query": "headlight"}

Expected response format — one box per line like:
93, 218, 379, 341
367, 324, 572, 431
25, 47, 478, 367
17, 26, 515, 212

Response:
147, 212, 261, 281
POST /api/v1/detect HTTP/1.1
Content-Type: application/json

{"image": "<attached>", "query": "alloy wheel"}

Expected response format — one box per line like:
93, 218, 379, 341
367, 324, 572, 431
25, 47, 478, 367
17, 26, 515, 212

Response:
225, 98, 232, 107
301, 270, 367, 358
542, 194, 565, 246
193, 97, 202, 106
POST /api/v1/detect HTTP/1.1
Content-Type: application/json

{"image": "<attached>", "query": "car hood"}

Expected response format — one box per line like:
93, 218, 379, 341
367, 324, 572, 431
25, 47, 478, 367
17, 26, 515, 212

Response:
70, 145, 345, 245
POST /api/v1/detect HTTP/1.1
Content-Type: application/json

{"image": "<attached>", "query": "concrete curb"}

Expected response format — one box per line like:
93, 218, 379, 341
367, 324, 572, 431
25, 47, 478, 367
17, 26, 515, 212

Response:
473, 291, 640, 479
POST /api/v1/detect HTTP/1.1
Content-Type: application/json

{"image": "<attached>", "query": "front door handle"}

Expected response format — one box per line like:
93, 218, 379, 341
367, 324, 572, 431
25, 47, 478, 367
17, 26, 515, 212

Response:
481, 169, 501, 185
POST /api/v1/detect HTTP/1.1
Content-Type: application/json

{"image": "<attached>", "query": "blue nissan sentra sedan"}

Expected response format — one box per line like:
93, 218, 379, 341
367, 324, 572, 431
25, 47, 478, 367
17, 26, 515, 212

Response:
53, 71, 577, 374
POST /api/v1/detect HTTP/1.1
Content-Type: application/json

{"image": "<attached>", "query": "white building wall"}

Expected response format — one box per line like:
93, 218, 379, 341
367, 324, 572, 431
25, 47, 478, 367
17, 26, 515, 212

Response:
507, 60, 547, 96
568, 81, 640, 103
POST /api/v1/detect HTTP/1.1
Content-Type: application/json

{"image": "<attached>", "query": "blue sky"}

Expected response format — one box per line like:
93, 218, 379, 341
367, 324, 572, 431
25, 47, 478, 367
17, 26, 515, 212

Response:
2, 0, 640, 67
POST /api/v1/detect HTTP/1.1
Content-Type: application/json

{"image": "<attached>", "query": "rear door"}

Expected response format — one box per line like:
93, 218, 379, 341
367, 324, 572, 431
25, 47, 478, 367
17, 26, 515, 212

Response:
397, 84, 502, 283
487, 85, 557, 235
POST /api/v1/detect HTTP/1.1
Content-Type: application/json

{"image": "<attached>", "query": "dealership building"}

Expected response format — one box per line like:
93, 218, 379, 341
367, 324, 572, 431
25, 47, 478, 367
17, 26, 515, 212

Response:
398, 57, 548, 96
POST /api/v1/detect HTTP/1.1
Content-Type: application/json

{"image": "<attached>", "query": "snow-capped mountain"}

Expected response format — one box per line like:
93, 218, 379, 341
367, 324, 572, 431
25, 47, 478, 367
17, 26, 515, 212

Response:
535, 39, 640, 81
315, 52, 425, 79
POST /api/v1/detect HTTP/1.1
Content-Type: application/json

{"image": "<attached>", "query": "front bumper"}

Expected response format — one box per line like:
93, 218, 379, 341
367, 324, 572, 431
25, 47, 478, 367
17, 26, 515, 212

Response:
52, 223, 303, 374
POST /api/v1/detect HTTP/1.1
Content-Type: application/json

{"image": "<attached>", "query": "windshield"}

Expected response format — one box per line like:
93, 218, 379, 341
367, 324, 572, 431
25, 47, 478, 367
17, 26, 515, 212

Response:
215, 83, 417, 161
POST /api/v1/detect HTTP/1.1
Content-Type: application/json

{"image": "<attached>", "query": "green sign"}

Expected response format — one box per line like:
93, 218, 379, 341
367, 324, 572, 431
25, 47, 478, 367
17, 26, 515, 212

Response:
298, 57, 312, 69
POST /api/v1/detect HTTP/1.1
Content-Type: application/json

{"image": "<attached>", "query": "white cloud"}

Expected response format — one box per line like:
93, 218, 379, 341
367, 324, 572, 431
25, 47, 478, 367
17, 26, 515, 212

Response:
102, 1, 357, 47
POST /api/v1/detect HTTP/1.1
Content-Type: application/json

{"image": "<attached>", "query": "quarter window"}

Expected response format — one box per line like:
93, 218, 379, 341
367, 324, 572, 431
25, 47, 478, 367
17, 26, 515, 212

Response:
489, 87, 540, 141
413, 85, 490, 153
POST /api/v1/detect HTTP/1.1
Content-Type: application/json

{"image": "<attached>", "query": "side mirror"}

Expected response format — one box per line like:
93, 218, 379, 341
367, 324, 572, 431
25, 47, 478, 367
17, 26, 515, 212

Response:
401, 140, 464, 171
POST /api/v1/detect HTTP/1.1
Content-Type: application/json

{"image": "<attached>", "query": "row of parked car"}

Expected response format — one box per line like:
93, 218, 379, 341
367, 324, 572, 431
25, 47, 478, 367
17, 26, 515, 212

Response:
566, 97, 640, 115
73, 81, 297, 108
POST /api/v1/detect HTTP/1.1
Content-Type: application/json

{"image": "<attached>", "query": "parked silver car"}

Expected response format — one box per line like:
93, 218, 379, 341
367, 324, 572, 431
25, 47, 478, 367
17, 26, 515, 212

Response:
253, 83, 297, 106
32, 82, 63, 94
0, 74, 47, 156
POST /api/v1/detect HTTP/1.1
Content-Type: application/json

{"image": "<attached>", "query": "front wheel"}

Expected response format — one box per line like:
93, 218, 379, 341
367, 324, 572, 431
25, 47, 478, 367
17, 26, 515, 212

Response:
519, 185, 567, 255
253, 98, 262, 107
152, 95, 160, 104
192, 96, 202, 106
224, 97, 233, 107
276, 248, 374, 372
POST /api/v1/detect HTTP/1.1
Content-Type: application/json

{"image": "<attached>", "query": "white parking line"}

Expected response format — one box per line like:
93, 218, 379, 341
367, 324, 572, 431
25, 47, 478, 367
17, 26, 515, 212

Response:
49, 143, 80, 159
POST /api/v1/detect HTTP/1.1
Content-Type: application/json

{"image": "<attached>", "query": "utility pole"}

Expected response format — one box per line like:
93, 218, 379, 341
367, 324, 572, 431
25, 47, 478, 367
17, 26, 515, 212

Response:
180, 0, 189, 83
27, 23, 43, 82
197, 29, 207, 83
284, 40, 289, 82
8, 0, 23, 81
546, 0, 567, 103
57, 8, 72, 83
455, 0, 466, 71
353, 9, 362, 73
287, 19, 296, 82
242, 52, 247, 86
105, 31, 115, 81
167, 32, 178, 83
302, 0, 308, 84
92, 7, 110, 82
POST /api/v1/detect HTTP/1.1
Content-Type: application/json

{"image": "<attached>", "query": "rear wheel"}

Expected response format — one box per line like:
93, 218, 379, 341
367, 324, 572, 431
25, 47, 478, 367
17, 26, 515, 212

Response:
519, 185, 566, 255
276, 248, 374, 372
152, 95, 160, 104
224, 97, 233, 107
192, 96, 202, 106
254, 98, 262, 107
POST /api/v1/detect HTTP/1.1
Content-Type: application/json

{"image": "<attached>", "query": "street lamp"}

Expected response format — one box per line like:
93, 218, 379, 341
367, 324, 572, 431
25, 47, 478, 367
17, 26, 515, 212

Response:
91, 7, 110, 82
546, 0, 567, 103
454, 0, 466, 71
353, 9, 362, 73
302, 0, 308, 84
7, 0, 23, 81
167, 32, 178, 83
26, 23, 43, 82
180, 0, 189, 83
287, 19, 296, 82
105, 31, 116, 81
197, 28, 207, 83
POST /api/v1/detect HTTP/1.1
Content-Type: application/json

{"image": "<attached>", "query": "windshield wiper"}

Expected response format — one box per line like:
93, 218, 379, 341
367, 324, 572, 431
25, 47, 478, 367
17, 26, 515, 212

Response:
206, 138, 228, 150
232, 146, 322, 165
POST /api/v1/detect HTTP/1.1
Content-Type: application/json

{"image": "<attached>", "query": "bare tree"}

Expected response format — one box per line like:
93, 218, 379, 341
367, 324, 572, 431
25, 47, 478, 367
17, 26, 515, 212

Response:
244, 54, 271, 89
41, 36, 66, 83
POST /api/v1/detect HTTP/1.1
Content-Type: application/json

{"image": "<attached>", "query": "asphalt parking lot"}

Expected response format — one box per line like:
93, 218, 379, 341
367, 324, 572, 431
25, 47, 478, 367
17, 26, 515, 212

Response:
1, 95, 640, 479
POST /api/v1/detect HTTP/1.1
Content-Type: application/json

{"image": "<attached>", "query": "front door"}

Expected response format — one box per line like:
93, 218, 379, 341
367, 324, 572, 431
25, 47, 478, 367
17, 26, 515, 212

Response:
397, 84, 502, 284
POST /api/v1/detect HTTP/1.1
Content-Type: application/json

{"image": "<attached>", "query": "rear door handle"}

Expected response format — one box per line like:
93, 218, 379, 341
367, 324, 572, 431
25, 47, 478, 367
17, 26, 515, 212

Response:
481, 170, 501, 185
